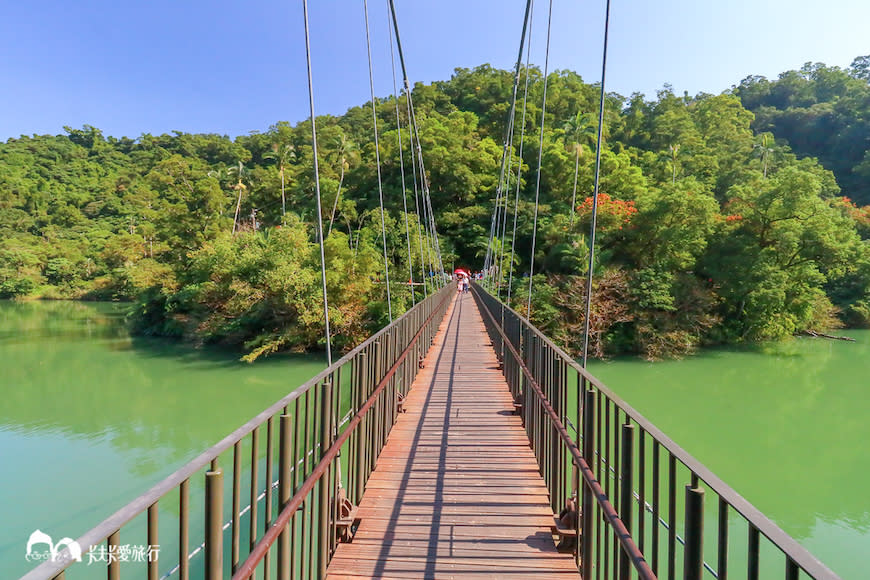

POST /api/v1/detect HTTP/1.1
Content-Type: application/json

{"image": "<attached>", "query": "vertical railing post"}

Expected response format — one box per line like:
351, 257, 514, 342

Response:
619, 423, 634, 580
205, 468, 224, 580
231, 441, 241, 574
581, 388, 596, 580
355, 352, 368, 504
179, 479, 190, 580
637, 427, 646, 557
147, 502, 159, 580
718, 498, 728, 580
651, 440, 661, 575
278, 414, 292, 579
249, 427, 259, 555
668, 454, 678, 580
264, 416, 274, 580
684, 485, 705, 580
318, 379, 334, 578
748, 524, 760, 580
573, 374, 583, 569
786, 558, 800, 580
371, 341, 383, 475
107, 530, 120, 580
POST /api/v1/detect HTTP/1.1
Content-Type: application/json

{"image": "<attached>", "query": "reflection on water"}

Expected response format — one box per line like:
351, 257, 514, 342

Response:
589, 332, 870, 579
0, 300, 325, 578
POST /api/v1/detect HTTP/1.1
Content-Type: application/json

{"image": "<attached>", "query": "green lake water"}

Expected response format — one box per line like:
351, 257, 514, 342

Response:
0, 301, 326, 579
2, 301, 867, 578
588, 332, 870, 579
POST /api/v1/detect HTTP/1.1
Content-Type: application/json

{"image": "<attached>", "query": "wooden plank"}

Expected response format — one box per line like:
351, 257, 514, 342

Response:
326, 292, 577, 579
350, 524, 554, 541
329, 572, 576, 580
329, 554, 576, 573
359, 493, 552, 505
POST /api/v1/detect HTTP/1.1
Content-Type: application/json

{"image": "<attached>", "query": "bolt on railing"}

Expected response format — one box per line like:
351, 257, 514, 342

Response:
472, 282, 840, 580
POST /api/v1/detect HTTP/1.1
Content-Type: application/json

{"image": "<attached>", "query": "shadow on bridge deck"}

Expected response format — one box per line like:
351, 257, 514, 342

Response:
326, 292, 577, 579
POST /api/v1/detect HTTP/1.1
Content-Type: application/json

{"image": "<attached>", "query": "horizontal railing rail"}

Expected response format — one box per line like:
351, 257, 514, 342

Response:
232, 285, 454, 579
472, 282, 840, 580
23, 284, 454, 580
473, 285, 654, 580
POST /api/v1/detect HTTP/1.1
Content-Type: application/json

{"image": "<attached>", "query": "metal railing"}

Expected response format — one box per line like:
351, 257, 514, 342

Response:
23, 283, 453, 580
472, 283, 840, 580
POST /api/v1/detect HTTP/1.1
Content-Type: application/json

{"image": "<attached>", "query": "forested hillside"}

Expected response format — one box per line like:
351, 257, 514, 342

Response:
737, 56, 870, 204
1, 60, 869, 360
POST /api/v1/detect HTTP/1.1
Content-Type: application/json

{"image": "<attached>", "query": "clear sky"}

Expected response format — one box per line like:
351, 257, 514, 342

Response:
1, 0, 868, 141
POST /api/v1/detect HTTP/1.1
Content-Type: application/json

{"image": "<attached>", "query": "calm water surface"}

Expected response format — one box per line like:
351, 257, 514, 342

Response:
0, 301, 325, 578
588, 332, 870, 579
3, 301, 867, 578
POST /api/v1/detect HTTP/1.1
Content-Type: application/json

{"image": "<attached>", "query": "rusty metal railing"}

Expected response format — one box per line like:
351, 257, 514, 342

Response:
23, 283, 453, 580
472, 283, 840, 580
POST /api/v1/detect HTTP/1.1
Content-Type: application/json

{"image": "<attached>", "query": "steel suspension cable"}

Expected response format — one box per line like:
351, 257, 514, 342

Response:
507, 2, 535, 307
581, 0, 612, 368
495, 144, 514, 294
387, 7, 415, 305
412, 127, 435, 282
483, 178, 503, 277
526, 0, 555, 318
492, 0, 534, 299
364, 0, 393, 322
405, 102, 429, 297
388, 0, 443, 287
418, 129, 445, 281
484, 157, 503, 273
410, 120, 437, 288
420, 167, 444, 282
397, 54, 428, 298
486, 149, 512, 277
406, 92, 440, 282
484, 154, 507, 276
485, 176, 507, 279
301, 0, 332, 366
483, 141, 507, 272
408, 112, 438, 293
408, 78, 443, 285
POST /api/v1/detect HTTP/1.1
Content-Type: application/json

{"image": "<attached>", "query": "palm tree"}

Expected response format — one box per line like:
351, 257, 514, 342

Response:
562, 112, 597, 225
263, 143, 295, 218
753, 133, 775, 178
327, 133, 357, 236
227, 161, 248, 234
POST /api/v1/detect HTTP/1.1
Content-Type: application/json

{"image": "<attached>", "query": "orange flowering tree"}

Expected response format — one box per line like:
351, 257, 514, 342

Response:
574, 192, 638, 233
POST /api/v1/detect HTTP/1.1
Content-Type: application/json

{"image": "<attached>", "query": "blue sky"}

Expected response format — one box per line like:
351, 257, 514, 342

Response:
1, 0, 868, 141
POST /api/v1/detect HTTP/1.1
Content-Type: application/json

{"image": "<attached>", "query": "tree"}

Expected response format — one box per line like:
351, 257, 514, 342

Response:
562, 112, 597, 224
753, 133, 776, 178
668, 143, 680, 184
849, 55, 870, 81
327, 133, 357, 235
4, 60, 870, 360
227, 161, 249, 234
703, 167, 863, 339
262, 143, 295, 218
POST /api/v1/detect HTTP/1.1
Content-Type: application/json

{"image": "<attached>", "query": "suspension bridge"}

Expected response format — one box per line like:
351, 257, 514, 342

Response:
22, 0, 842, 579
22, 283, 841, 580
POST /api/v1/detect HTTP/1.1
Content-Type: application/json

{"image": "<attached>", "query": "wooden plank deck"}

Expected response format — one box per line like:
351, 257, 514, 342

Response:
326, 291, 578, 579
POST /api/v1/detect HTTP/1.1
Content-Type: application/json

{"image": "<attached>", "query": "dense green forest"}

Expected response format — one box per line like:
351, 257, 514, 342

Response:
2, 57, 869, 360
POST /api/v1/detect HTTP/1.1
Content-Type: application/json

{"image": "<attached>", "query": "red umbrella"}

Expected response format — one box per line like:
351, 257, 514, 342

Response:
454, 268, 469, 277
